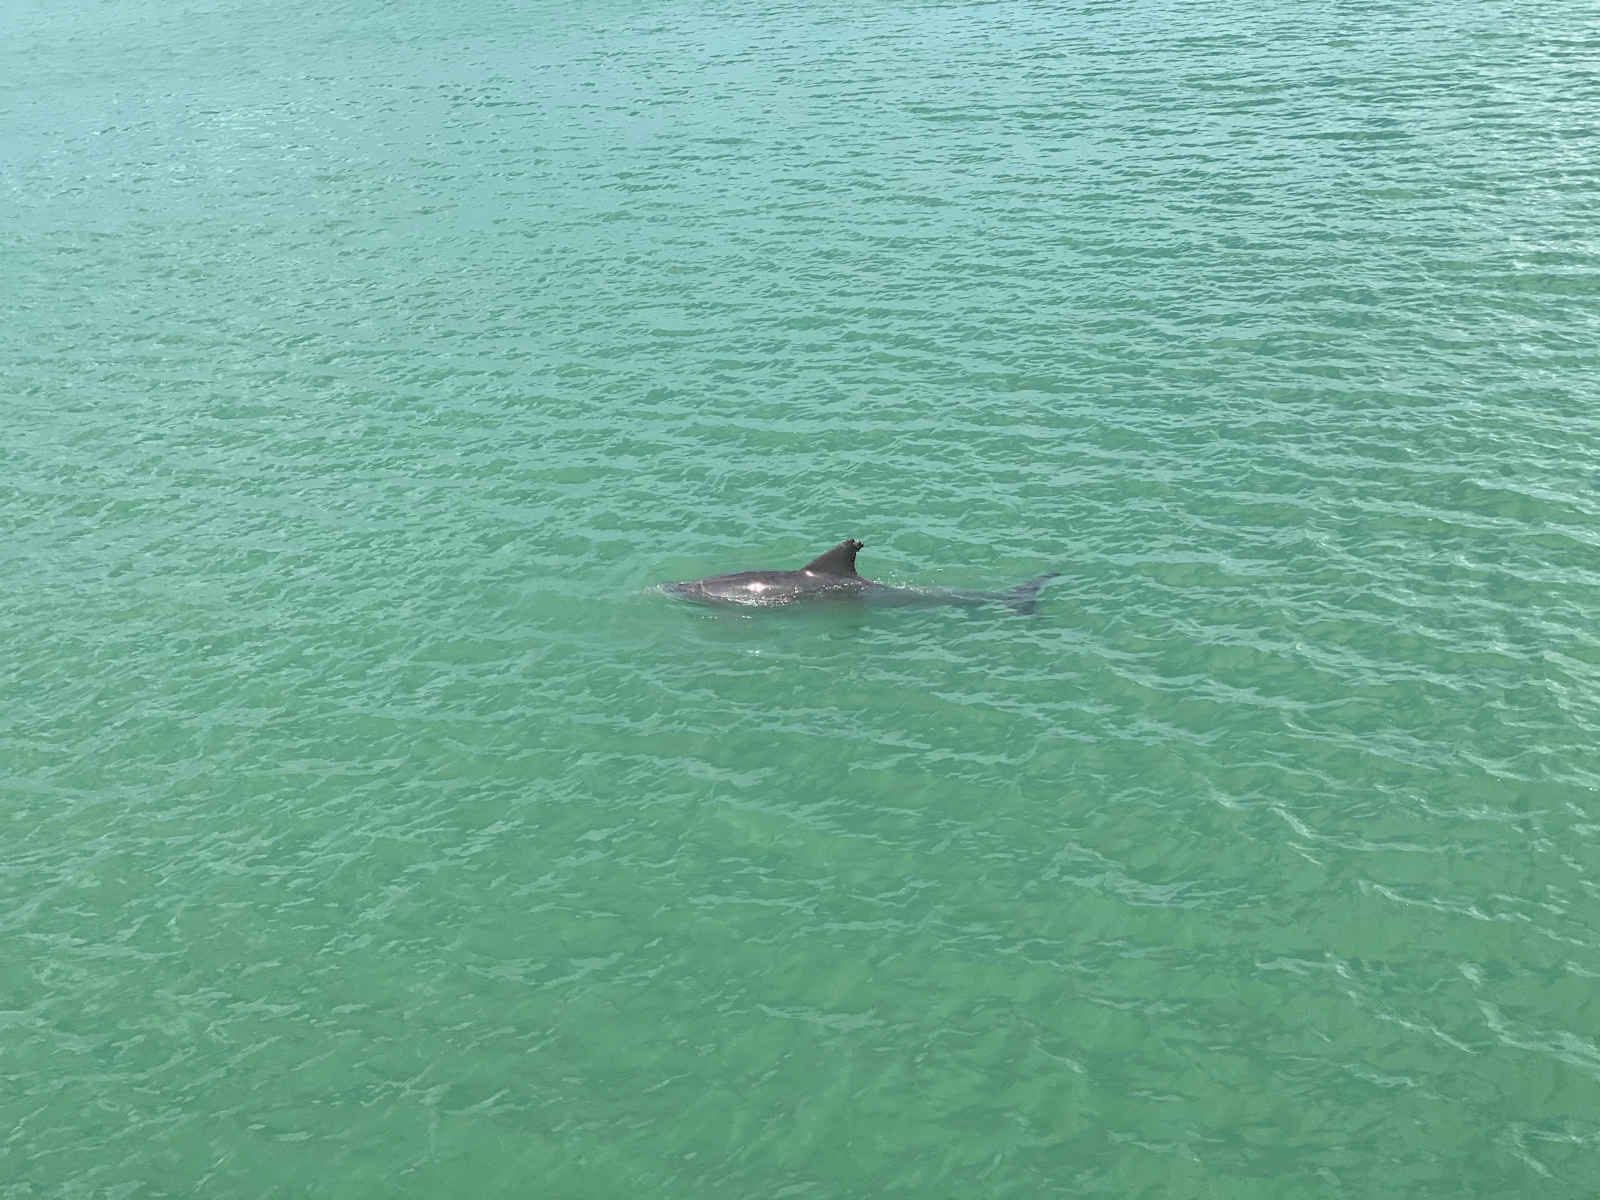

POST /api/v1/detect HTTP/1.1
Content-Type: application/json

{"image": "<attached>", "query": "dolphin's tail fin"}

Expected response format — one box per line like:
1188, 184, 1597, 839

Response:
1005, 572, 1061, 615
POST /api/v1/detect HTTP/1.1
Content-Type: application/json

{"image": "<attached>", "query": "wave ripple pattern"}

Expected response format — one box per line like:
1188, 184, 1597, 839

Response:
4, 1, 1600, 1196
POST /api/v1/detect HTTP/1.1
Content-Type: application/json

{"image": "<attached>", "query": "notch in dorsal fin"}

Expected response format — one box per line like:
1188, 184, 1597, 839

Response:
801, 538, 864, 576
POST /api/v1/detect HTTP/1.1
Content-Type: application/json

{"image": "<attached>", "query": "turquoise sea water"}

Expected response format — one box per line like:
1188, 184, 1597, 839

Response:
6, 0, 1600, 1194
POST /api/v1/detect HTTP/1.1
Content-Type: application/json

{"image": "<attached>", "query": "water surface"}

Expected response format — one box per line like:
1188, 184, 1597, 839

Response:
5, 0, 1600, 1195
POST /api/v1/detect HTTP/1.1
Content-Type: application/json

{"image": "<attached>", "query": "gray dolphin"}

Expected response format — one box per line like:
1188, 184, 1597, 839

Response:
663, 539, 1058, 613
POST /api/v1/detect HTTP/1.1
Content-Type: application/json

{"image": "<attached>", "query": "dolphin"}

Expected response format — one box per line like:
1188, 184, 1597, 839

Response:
663, 539, 1058, 613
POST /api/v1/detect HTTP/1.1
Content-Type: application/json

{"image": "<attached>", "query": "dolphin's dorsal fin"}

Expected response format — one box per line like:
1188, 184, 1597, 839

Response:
801, 538, 863, 576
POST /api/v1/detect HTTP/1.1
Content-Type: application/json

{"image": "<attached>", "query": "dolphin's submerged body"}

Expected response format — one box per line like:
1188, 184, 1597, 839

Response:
663, 539, 1058, 613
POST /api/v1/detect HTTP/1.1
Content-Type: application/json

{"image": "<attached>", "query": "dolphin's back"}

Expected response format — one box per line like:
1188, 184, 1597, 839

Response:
665, 569, 867, 606
661, 538, 1057, 613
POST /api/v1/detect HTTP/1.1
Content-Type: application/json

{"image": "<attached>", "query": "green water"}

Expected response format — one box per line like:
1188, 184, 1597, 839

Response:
6, 0, 1600, 1194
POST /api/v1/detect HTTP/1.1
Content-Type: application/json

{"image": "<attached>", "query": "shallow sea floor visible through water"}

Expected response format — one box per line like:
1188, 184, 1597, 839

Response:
5, 0, 1600, 1195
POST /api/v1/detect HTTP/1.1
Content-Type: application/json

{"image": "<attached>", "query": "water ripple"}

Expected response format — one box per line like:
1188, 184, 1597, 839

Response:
5, 0, 1600, 1195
